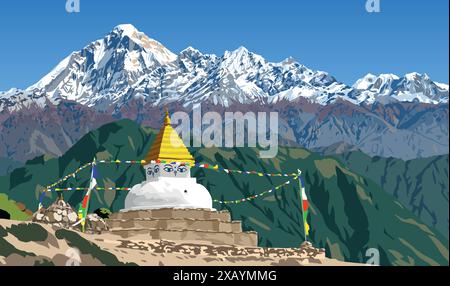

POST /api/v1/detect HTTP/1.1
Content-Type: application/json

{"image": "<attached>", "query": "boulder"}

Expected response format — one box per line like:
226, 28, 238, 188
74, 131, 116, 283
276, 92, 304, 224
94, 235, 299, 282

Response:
82, 214, 109, 234
53, 213, 62, 222
68, 212, 77, 223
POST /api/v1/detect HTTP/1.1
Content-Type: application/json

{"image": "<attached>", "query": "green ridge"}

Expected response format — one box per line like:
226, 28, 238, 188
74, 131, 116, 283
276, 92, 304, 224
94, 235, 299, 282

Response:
0, 119, 448, 266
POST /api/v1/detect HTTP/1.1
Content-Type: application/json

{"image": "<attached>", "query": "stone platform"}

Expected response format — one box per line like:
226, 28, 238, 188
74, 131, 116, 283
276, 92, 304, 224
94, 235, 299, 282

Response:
107, 208, 258, 247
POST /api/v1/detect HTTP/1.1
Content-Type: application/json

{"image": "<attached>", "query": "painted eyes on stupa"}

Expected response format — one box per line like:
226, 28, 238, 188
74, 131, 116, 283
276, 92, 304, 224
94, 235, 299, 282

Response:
147, 167, 153, 176
154, 165, 160, 173
177, 166, 187, 173
163, 164, 174, 173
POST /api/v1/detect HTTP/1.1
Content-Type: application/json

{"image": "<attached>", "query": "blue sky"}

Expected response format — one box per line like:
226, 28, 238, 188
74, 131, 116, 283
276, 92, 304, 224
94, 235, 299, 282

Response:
0, 0, 448, 90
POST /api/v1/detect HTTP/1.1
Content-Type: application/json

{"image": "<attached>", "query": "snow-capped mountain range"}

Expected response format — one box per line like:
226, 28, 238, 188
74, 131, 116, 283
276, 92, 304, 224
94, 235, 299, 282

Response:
0, 24, 448, 165
0, 24, 448, 112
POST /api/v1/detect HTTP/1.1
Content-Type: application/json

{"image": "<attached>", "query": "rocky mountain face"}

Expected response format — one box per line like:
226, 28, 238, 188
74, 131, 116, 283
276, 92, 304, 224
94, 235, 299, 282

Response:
0, 120, 447, 265
0, 24, 448, 163
0, 97, 447, 166
0, 101, 115, 165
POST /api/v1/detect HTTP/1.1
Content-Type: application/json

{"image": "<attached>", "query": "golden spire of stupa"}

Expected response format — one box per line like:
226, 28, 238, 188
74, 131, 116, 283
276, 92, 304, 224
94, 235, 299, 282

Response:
144, 108, 195, 164
163, 107, 171, 125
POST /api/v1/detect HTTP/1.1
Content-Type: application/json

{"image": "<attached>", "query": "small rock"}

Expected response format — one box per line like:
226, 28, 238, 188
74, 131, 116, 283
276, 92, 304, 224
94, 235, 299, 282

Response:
54, 213, 62, 222
68, 213, 77, 223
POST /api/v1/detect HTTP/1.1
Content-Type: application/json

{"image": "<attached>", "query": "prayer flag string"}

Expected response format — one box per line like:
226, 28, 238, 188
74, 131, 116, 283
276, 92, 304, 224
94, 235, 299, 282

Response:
39, 159, 303, 209
46, 187, 132, 192
213, 176, 298, 204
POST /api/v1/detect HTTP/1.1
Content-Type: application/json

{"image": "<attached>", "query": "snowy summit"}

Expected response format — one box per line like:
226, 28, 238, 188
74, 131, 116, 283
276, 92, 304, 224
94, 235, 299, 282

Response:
0, 24, 448, 112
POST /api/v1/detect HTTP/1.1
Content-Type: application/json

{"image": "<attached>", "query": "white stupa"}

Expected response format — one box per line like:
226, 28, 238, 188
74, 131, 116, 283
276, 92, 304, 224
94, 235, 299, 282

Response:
123, 110, 213, 211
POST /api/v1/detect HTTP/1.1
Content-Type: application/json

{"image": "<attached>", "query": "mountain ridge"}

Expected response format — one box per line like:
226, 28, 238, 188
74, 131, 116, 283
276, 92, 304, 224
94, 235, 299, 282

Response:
0, 98, 447, 164
0, 24, 448, 113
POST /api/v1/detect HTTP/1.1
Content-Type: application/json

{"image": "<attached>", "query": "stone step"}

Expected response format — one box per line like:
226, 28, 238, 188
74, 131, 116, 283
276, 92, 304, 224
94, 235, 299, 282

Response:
110, 208, 231, 222
107, 218, 242, 233
109, 228, 258, 247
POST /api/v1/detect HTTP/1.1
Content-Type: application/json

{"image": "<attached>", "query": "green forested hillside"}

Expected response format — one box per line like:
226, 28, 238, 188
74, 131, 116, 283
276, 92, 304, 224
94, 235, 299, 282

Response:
335, 152, 449, 239
0, 193, 31, 221
0, 119, 448, 265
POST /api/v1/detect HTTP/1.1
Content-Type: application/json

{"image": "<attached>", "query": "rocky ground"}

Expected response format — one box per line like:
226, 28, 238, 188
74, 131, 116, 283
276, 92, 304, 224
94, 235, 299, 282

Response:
94, 237, 352, 266
0, 220, 360, 266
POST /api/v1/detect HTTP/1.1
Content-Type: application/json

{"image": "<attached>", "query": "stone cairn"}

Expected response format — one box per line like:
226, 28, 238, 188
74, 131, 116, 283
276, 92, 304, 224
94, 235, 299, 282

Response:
32, 198, 78, 228
32, 198, 109, 234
